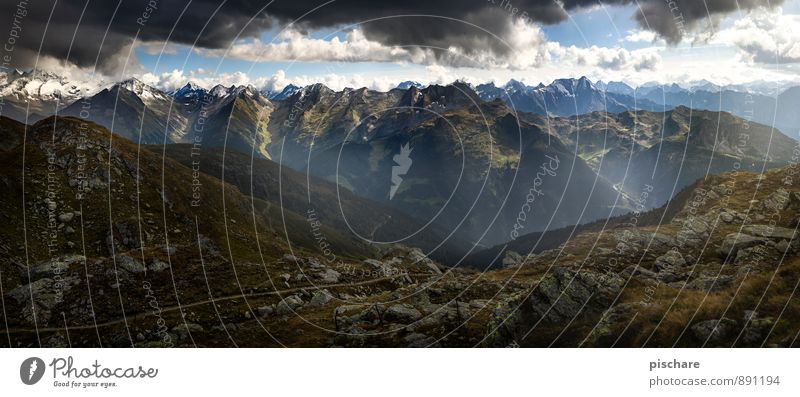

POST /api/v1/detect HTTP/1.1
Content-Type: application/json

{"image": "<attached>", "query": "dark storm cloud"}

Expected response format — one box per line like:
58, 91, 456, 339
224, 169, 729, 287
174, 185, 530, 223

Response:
0, 0, 784, 72
630, 0, 784, 44
2, 0, 274, 73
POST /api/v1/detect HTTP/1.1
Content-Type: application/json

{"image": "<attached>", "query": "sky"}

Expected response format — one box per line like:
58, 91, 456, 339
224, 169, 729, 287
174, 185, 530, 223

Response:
3, 0, 800, 92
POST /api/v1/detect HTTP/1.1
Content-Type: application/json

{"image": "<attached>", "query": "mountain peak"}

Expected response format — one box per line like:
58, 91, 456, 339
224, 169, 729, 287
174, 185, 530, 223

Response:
173, 82, 206, 99
116, 78, 166, 102
504, 79, 528, 92
209, 84, 235, 98
397, 81, 424, 90
576, 76, 594, 90
264, 84, 300, 100
119, 77, 145, 88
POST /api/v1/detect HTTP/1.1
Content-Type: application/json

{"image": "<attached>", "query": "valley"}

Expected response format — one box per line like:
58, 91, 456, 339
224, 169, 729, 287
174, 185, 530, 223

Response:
1, 74, 798, 347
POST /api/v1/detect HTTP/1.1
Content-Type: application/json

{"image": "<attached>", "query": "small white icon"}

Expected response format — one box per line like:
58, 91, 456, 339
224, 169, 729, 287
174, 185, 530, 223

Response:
28, 360, 37, 381
390, 143, 413, 200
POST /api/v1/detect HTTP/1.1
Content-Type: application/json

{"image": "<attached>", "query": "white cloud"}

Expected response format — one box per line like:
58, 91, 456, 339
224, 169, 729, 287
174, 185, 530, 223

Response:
195, 29, 434, 65
549, 45, 661, 72
192, 19, 661, 74
624, 30, 658, 43
135, 67, 403, 92
138, 41, 180, 56
712, 7, 800, 63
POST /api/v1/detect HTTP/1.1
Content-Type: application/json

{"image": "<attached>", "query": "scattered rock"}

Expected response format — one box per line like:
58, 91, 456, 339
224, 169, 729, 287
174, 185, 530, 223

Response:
58, 212, 75, 223
761, 188, 790, 212
384, 304, 422, 323
742, 225, 796, 240
501, 250, 523, 267
655, 250, 686, 271
105, 220, 151, 255
161, 245, 177, 255
276, 295, 304, 315
30, 255, 84, 280
622, 265, 658, 279
116, 255, 146, 273
257, 305, 275, 317
9, 275, 81, 324
684, 273, 733, 292
691, 318, 736, 343
308, 289, 334, 307
171, 323, 203, 340
404, 332, 438, 348
676, 216, 711, 248
314, 268, 341, 284
148, 260, 170, 272
719, 233, 766, 259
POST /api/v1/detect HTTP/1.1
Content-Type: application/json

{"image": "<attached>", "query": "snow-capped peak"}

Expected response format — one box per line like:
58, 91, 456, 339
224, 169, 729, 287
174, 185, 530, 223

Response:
173, 82, 206, 99
117, 78, 167, 102
0, 69, 102, 103
209, 84, 235, 98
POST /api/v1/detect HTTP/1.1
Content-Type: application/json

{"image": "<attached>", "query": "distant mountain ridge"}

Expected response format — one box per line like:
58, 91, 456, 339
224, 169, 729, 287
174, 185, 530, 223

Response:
475, 76, 665, 116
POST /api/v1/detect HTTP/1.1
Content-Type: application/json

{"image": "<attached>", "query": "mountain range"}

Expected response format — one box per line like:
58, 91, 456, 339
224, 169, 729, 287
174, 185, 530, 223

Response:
1, 72, 800, 348
477, 77, 800, 136
1, 72, 798, 250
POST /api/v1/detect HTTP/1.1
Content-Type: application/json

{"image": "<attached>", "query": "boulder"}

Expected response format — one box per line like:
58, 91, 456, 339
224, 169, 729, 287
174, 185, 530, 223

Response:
691, 318, 736, 343
760, 188, 790, 212
148, 260, 170, 272
719, 233, 766, 259
275, 295, 304, 315
171, 323, 203, 340
676, 216, 711, 248
257, 305, 275, 317
404, 332, 438, 348
614, 230, 675, 254
384, 304, 422, 323
116, 255, 146, 273
742, 225, 796, 240
308, 289, 334, 307
30, 255, 84, 280
106, 220, 142, 254
655, 250, 686, 271
501, 251, 523, 267
622, 265, 658, 279
9, 276, 81, 324
333, 303, 386, 329
58, 212, 75, 223
485, 267, 625, 347
684, 273, 733, 292
314, 268, 341, 284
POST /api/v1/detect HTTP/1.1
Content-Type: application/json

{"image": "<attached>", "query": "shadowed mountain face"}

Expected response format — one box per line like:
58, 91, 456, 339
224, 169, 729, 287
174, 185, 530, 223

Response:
4, 77, 797, 250
60, 79, 274, 158
524, 106, 797, 207
267, 85, 632, 246
618, 82, 800, 136
157, 144, 473, 265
